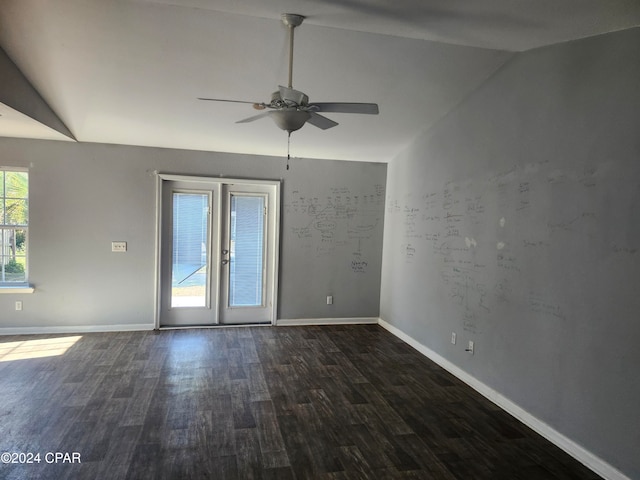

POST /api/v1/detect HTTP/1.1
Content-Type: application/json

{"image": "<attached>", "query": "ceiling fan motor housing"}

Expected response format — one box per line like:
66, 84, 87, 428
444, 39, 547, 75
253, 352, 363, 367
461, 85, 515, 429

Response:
272, 89, 308, 107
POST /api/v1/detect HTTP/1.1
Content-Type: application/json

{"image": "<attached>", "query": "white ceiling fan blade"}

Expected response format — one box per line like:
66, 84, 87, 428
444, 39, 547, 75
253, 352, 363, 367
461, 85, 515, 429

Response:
236, 112, 271, 124
309, 102, 379, 114
199, 98, 269, 110
198, 98, 256, 104
307, 112, 338, 130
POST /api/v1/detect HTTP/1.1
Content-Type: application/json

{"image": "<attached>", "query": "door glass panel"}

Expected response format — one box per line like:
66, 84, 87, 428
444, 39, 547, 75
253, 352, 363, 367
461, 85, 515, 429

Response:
171, 192, 209, 308
229, 195, 264, 307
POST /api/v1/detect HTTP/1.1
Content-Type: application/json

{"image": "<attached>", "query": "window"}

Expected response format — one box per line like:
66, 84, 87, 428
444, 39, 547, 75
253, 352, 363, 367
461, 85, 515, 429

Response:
1, 169, 28, 285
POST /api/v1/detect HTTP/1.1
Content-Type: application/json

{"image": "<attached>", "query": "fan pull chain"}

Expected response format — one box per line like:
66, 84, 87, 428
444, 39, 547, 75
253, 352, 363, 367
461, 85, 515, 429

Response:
286, 132, 291, 170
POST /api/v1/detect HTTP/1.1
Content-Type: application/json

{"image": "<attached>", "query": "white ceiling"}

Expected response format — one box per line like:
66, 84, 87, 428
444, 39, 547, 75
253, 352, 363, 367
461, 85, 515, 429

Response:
1, 0, 638, 162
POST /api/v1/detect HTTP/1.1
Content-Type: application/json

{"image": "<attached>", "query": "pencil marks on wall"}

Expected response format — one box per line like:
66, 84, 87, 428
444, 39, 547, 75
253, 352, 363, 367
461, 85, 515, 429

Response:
386, 159, 639, 334
284, 183, 385, 275
528, 291, 566, 321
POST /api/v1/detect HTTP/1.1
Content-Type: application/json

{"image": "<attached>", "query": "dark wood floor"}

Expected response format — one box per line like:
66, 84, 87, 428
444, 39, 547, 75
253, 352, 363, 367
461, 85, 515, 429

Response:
0, 325, 602, 480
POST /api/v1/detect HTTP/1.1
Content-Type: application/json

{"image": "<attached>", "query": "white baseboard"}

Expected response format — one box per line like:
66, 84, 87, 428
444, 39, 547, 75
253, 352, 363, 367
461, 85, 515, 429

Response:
0, 324, 155, 336
276, 317, 379, 326
377, 318, 630, 480
0, 318, 377, 335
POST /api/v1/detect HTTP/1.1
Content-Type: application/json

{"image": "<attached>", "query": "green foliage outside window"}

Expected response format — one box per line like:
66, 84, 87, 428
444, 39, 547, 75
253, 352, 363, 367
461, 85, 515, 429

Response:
1, 169, 29, 284
4, 258, 25, 273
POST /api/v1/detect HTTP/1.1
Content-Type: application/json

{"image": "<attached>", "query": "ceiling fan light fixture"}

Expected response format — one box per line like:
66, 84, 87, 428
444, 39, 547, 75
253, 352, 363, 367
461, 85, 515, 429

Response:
270, 109, 310, 132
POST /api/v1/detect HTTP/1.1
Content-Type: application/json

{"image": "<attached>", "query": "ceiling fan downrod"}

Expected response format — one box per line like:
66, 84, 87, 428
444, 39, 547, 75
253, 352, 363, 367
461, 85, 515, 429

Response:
281, 14, 305, 89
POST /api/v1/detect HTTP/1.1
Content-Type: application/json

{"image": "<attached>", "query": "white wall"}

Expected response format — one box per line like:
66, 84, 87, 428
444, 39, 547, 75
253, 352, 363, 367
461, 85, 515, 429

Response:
381, 28, 640, 479
0, 139, 386, 330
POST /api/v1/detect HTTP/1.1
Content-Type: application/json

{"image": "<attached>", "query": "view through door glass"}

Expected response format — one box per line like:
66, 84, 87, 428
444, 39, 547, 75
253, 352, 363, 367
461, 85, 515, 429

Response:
171, 192, 209, 308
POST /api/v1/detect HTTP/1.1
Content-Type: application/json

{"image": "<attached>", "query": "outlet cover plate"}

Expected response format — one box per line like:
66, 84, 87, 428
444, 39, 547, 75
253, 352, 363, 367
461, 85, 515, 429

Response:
112, 241, 127, 252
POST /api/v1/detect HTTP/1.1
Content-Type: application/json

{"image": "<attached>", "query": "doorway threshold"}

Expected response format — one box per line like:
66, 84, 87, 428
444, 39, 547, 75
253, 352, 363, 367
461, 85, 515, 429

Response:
157, 322, 273, 330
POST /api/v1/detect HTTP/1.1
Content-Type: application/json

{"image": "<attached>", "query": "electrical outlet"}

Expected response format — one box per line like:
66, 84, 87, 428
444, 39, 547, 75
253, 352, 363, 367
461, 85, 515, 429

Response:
111, 241, 127, 253
326, 295, 333, 305
466, 340, 474, 355
15, 301, 23, 311
451, 332, 457, 344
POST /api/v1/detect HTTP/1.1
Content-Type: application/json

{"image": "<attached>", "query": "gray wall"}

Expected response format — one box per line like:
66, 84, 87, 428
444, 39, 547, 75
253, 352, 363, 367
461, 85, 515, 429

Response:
0, 139, 386, 329
380, 28, 640, 479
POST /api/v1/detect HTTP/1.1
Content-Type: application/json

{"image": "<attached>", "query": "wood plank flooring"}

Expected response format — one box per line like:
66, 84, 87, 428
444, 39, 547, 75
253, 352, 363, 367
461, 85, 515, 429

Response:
0, 325, 602, 479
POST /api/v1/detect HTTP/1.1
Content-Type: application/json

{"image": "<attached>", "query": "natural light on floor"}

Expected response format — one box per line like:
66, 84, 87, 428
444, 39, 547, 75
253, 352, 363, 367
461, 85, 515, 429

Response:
0, 335, 82, 362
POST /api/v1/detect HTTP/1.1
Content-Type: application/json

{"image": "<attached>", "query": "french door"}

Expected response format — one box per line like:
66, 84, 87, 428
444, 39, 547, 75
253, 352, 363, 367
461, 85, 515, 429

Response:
157, 175, 279, 327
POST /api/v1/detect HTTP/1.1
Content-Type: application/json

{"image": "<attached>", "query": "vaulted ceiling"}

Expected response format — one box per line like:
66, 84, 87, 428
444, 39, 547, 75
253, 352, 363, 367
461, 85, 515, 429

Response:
1, 0, 638, 162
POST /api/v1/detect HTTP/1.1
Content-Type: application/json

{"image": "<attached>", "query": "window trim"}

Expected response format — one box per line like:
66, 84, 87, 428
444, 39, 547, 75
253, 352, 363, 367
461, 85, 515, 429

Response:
0, 285, 34, 294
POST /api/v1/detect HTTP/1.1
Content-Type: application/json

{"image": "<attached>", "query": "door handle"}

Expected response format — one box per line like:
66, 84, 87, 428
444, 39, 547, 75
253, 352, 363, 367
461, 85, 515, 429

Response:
221, 259, 229, 265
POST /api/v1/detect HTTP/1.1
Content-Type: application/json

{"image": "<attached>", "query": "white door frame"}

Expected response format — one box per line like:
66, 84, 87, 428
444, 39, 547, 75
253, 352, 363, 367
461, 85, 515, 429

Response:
154, 173, 280, 328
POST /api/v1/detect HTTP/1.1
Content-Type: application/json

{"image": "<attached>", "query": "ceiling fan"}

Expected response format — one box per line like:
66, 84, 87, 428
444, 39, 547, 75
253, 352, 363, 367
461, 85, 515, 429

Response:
198, 13, 379, 134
